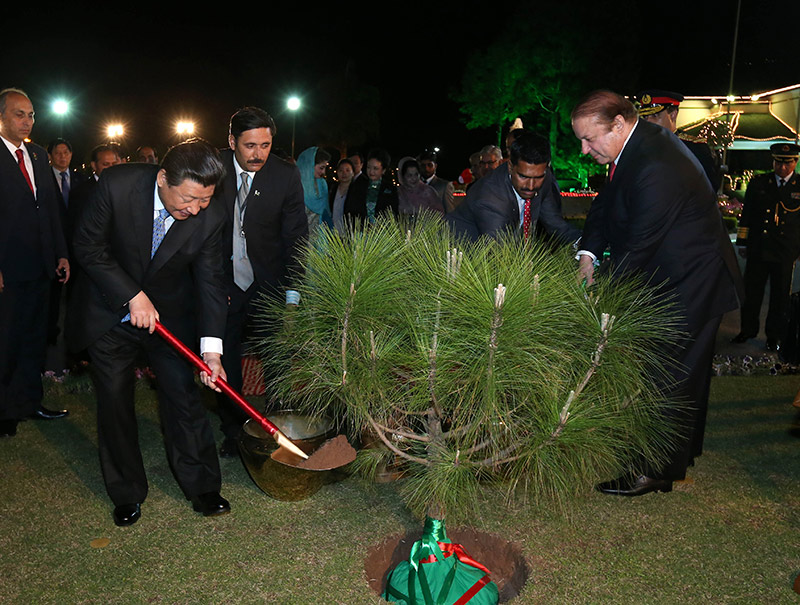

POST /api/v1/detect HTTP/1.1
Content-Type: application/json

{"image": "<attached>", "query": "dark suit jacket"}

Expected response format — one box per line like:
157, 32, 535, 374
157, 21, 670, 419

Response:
52, 167, 88, 209
64, 174, 97, 251
0, 141, 67, 282
215, 149, 308, 296
735, 171, 800, 264
67, 163, 227, 351
581, 119, 742, 328
446, 163, 581, 245
343, 174, 398, 222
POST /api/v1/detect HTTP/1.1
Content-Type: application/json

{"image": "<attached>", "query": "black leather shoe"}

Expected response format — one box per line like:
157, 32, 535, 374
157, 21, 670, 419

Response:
219, 437, 239, 458
730, 333, 753, 344
0, 419, 18, 437
28, 405, 69, 420
191, 492, 230, 516
766, 339, 780, 352
597, 474, 673, 496
113, 503, 142, 526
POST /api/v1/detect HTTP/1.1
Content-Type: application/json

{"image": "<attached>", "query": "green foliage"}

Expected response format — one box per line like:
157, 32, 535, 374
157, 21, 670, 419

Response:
450, 3, 642, 182
254, 214, 683, 522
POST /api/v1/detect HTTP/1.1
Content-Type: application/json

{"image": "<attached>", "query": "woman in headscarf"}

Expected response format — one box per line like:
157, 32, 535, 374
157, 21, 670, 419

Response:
297, 146, 332, 233
396, 156, 446, 217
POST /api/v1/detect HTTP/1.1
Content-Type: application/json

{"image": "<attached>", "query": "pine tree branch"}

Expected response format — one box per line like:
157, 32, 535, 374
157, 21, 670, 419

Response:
366, 413, 430, 466
474, 442, 521, 467
373, 422, 430, 442
538, 313, 615, 449
340, 282, 356, 386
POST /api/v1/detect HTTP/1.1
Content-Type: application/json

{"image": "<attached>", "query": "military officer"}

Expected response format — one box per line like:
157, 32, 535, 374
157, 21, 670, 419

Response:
732, 142, 800, 350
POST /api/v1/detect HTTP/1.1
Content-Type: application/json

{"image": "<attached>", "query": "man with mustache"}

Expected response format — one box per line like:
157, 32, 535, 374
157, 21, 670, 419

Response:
212, 107, 307, 457
447, 130, 581, 245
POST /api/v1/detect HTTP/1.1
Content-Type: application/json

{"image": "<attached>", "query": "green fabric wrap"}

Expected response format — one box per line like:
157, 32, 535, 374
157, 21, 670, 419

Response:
382, 517, 499, 605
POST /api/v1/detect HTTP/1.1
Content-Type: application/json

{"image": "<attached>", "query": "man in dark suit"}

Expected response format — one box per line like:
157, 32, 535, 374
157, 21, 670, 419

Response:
447, 130, 581, 246
67, 144, 121, 244
213, 107, 308, 457
48, 138, 87, 213
68, 139, 231, 526
0, 88, 70, 438
572, 90, 742, 496
45, 138, 87, 356
732, 142, 800, 351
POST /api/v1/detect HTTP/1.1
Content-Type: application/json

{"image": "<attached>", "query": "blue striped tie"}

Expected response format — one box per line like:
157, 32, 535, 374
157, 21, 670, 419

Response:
122, 209, 170, 323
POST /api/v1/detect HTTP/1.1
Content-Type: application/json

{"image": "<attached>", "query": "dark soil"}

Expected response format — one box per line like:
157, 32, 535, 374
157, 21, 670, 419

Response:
296, 435, 357, 470
364, 527, 529, 603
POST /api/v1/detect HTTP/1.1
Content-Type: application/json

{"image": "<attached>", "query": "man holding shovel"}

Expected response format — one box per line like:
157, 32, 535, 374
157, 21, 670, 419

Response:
68, 139, 231, 526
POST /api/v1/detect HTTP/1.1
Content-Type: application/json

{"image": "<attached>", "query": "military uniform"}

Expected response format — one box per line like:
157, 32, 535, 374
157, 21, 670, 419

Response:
735, 166, 800, 343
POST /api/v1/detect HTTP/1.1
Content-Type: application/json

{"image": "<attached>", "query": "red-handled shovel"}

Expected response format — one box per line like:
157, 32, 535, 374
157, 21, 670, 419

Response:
153, 320, 308, 460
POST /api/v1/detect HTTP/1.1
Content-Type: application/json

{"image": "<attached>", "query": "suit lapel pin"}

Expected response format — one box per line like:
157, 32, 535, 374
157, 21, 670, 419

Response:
254, 190, 260, 196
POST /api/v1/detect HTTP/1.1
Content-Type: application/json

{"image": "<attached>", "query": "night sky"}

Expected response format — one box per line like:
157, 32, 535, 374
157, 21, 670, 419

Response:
4, 1, 799, 178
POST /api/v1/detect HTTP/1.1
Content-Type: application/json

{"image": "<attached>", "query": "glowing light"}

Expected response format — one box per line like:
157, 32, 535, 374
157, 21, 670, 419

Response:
710, 98, 719, 105
287, 96, 301, 111
726, 95, 736, 103
107, 124, 124, 138
52, 100, 69, 115
176, 121, 195, 135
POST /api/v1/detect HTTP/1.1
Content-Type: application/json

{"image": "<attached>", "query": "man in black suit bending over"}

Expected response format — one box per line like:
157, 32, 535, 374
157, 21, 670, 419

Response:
213, 107, 307, 457
572, 90, 741, 496
447, 130, 581, 246
0, 88, 70, 438
69, 139, 231, 526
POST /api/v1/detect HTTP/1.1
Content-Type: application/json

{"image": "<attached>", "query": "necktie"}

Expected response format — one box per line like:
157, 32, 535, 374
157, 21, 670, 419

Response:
60, 171, 70, 205
608, 162, 616, 182
151, 209, 170, 258
233, 173, 254, 290
779, 178, 786, 187
122, 209, 171, 323
15, 149, 34, 194
522, 198, 532, 240
237, 172, 250, 218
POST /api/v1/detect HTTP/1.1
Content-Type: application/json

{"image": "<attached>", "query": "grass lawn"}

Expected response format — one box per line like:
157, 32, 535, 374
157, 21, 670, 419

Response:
1, 374, 799, 604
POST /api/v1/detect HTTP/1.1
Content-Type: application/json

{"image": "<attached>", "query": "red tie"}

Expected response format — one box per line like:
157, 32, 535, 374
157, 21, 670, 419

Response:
522, 198, 532, 239
608, 162, 616, 182
15, 149, 34, 194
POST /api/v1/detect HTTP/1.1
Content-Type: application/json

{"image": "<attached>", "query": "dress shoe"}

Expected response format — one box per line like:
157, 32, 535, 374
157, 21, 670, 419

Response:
191, 491, 231, 516
28, 405, 69, 420
597, 474, 673, 497
766, 339, 780, 352
730, 333, 753, 344
0, 419, 18, 437
113, 503, 142, 526
219, 437, 239, 458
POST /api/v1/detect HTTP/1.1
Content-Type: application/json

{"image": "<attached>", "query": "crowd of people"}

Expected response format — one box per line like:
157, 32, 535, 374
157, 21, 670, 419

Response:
8, 81, 798, 527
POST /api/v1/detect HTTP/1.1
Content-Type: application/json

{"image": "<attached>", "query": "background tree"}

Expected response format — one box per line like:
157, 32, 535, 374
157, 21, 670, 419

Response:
451, 2, 642, 184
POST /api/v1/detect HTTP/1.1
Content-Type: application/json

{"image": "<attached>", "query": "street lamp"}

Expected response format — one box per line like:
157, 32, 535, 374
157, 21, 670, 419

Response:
287, 96, 301, 159
176, 121, 195, 138
52, 99, 69, 136
107, 123, 124, 141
